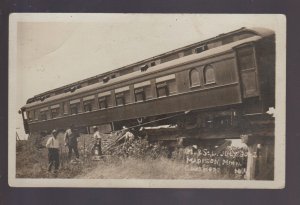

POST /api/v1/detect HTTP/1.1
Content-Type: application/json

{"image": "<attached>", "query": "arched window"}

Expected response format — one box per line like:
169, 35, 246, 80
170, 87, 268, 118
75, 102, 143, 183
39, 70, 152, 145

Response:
204, 65, 216, 84
189, 68, 201, 87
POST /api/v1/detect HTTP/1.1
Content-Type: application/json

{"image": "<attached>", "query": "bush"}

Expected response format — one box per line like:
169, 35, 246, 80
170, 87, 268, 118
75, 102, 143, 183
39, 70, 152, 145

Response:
106, 138, 169, 160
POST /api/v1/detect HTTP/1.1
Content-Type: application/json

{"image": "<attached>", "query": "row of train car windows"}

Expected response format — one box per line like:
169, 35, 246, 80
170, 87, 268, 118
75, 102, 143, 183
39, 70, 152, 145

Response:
27, 67, 217, 121
27, 79, 177, 121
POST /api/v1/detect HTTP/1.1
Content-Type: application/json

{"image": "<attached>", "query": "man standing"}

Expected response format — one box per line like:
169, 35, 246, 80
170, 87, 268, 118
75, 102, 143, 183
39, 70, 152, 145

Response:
92, 126, 102, 157
46, 129, 60, 173
64, 124, 80, 161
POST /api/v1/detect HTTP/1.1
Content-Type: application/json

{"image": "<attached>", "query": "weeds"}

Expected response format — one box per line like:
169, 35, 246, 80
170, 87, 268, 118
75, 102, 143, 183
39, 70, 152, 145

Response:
16, 134, 235, 179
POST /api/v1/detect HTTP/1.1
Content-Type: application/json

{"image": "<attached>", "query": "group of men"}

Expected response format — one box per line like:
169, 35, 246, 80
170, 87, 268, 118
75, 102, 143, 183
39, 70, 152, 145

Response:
45, 125, 101, 174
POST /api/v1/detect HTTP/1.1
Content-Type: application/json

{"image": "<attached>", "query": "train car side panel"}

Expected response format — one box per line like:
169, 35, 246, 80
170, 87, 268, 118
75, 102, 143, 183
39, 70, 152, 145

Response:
28, 82, 242, 132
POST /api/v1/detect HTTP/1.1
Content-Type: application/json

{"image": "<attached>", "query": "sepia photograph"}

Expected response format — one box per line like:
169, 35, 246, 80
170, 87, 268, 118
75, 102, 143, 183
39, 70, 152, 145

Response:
8, 13, 286, 188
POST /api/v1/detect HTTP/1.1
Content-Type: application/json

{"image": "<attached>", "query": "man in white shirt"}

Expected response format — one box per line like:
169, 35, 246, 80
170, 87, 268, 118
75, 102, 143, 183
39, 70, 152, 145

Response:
122, 126, 135, 143
46, 129, 60, 173
93, 126, 102, 140
64, 124, 80, 160
92, 126, 102, 156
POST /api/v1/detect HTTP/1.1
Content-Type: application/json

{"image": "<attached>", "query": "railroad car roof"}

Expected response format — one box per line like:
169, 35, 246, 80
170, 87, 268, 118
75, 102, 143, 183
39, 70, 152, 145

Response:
31, 27, 274, 100
23, 35, 264, 110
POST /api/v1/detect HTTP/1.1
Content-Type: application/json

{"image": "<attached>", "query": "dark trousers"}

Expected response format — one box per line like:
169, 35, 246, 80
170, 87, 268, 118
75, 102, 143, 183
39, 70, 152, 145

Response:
48, 148, 59, 171
68, 145, 79, 160
92, 144, 102, 156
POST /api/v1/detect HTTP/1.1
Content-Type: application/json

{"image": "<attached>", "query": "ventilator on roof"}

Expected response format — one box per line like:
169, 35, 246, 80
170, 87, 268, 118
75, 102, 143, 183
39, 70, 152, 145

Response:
140, 64, 148, 72
195, 45, 208, 53
103, 76, 110, 83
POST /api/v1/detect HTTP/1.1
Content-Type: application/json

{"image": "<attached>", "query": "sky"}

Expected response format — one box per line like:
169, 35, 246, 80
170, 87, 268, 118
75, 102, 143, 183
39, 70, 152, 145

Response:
10, 14, 284, 139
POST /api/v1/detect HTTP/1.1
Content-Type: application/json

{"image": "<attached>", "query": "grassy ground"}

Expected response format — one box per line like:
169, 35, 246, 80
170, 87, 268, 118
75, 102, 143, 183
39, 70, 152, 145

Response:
16, 133, 97, 178
76, 157, 232, 179
16, 133, 233, 179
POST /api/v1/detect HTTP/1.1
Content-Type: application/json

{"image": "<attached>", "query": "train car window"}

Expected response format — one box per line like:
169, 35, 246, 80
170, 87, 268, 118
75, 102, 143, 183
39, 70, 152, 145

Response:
50, 104, 60, 118
39, 107, 48, 120
27, 110, 34, 121
134, 86, 152, 101
189, 68, 201, 87
70, 103, 80, 114
70, 99, 81, 114
204, 65, 216, 84
51, 108, 60, 118
156, 82, 169, 97
237, 46, 255, 70
115, 86, 130, 105
98, 91, 112, 108
98, 97, 107, 109
83, 100, 94, 112
134, 81, 152, 101
83, 95, 95, 112
115, 93, 125, 106
156, 74, 177, 97
40, 112, 47, 121
134, 88, 145, 102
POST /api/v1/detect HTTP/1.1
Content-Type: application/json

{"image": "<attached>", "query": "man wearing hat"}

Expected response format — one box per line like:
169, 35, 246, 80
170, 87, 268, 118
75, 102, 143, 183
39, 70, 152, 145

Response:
93, 126, 102, 140
64, 124, 80, 160
46, 129, 60, 173
91, 126, 102, 159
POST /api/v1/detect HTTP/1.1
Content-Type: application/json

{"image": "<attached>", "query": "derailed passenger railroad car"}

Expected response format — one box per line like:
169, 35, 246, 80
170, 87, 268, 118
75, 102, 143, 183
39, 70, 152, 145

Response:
20, 27, 275, 142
